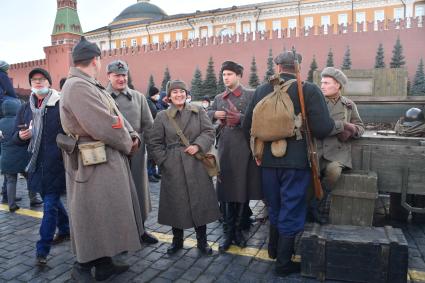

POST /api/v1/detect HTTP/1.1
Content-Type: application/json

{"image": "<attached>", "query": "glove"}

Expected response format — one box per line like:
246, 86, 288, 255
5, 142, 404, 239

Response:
226, 111, 241, 127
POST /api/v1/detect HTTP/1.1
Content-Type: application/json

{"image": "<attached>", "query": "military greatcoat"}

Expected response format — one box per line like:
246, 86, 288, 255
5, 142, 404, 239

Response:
60, 67, 144, 263
317, 95, 365, 169
147, 103, 220, 229
208, 86, 262, 203
107, 84, 153, 221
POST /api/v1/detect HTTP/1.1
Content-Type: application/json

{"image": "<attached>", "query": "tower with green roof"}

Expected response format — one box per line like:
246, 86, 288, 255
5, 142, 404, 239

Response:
51, 0, 83, 45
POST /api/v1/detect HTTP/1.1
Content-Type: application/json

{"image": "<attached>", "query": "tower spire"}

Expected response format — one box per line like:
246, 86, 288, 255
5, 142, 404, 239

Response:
51, 0, 83, 45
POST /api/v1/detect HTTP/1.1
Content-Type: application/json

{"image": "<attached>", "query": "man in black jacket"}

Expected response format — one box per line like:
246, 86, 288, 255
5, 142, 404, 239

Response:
243, 51, 334, 277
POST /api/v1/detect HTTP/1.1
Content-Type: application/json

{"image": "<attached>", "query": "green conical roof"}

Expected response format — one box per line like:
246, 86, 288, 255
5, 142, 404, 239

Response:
52, 6, 83, 35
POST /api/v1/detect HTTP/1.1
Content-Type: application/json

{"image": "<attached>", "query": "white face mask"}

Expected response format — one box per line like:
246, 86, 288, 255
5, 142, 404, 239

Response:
151, 94, 160, 101
202, 102, 209, 109
186, 98, 192, 103
31, 87, 49, 96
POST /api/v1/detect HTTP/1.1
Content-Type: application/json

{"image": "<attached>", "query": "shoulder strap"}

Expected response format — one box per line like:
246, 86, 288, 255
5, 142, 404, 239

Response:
166, 109, 191, 147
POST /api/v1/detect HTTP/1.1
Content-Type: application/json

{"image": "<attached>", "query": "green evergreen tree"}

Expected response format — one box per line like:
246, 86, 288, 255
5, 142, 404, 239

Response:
127, 70, 135, 90
190, 67, 204, 100
326, 48, 334, 67
147, 74, 155, 93
410, 58, 425, 96
390, 37, 406, 68
374, 43, 385, 68
341, 46, 352, 70
203, 57, 218, 98
216, 71, 225, 94
161, 67, 171, 91
264, 48, 275, 82
249, 56, 260, 88
307, 55, 318, 83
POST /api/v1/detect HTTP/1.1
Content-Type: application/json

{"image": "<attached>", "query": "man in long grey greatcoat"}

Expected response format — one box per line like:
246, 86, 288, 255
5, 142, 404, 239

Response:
60, 37, 144, 282
208, 61, 262, 252
314, 67, 365, 223
106, 60, 158, 244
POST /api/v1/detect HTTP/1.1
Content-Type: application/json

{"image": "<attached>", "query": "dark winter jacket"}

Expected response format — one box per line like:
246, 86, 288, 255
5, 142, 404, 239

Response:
0, 100, 29, 174
243, 73, 335, 169
0, 71, 18, 118
147, 98, 158, 119
12, 90, 66, 195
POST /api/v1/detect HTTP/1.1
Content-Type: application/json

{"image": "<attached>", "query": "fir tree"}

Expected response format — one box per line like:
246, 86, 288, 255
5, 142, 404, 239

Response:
341, 46, 352, 70
264, 48, 275, 82
190, 67, 204, 100
410, 59, 425, 96
390, 37, 406, 68
147, 74, 155, 93
161, 67, 171, 91
216, 71, 225, 94
307, 56, 318, 83
374, 43, 385, 68
326, 48, 334, 67
127, 70, 135, 90
203, 57, 218, 98
249, 56, 260, 88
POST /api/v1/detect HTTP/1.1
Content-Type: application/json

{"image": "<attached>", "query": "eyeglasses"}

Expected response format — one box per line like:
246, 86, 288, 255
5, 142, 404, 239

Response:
30, 78, 47, 83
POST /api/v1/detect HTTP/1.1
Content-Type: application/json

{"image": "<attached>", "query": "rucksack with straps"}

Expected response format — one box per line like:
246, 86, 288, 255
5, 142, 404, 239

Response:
250, 75, 302, 160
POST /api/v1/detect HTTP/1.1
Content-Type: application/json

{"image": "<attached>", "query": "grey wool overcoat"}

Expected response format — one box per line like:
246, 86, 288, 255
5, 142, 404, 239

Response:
60, 67, 144, 263
107, 84, 154, 221
147, 103, 220, 229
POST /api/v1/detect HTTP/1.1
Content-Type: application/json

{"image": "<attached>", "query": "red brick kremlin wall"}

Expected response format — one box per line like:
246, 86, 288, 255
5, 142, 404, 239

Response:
9, 17, 425, 95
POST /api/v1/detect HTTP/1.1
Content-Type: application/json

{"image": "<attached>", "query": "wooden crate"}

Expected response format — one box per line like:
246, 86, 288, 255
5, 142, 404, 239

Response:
300, 223, 408, 283
330, 170, 378, 226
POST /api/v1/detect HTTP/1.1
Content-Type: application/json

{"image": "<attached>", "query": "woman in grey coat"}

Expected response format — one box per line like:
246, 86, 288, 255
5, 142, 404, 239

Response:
147, 80, 220, 255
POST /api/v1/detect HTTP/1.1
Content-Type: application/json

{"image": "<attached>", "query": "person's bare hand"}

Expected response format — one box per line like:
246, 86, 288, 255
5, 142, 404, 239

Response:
129, 138, 140, 155
184, 144, 200, 155
214, 111, 227, 120
19, 129, 32, 140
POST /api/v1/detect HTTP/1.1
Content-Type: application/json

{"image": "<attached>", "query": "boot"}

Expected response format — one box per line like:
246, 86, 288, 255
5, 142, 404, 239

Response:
167, 227, 183, 254
241, 203, 254, 231
94, 257, 129, 281
71, 262, 94, 283
219, 202, 235, 253
29, 191, 43, 207
275, 235, 300, 277
268, 224, 279, 259
234, 203, 247, 248
195, 225, 212, 255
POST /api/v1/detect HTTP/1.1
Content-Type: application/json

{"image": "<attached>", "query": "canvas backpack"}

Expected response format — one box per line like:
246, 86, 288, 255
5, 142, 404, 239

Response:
250, 75, 302, 160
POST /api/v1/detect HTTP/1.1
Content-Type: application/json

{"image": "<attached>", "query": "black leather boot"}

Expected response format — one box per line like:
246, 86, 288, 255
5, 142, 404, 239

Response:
167, 227, 183, 254
71, 261, 94, 282
275, 236, 300, 277
195, 225, 212, 255
268, 224, 279, 259
241, 203, 254, 231
219, 202, 235, 252
94, 257, 129, 281
234, 203, 247, 248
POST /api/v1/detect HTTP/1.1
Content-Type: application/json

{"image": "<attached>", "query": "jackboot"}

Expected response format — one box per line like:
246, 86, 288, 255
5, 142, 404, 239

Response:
71, 261, 94, 283
219, 202, 235, 252
268, 224, 279, 259
241, 202, 254, 231
195, 225, 212, 255
94, 257, 129, 281
167, 227, 183, 254
234, 203, 247, 248
275, 235, 300, 277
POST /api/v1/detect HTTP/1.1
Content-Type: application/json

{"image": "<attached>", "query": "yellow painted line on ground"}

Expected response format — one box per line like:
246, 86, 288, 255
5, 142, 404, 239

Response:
2, 204, 424, 281
0, 204, 43, 218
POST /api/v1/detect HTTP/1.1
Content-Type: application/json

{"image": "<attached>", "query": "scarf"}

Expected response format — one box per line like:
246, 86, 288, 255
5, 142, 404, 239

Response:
26, 90, 53, 173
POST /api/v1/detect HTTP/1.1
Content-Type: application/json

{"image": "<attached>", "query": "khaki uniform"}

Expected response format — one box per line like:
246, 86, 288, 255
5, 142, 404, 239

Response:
147, 103, 220, 229
60, 67, 143, 263
107, 85, 154, 221
317, 95, 364, 187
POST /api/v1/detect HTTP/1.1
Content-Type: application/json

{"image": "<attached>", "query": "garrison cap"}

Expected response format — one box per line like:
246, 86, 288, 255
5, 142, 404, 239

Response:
72, 37, 101, 63
274, 51, 302, 67
166, 80, 187, 97
107, 60, 129, 75
221, 61, 244, 76
321, 67, 348, 87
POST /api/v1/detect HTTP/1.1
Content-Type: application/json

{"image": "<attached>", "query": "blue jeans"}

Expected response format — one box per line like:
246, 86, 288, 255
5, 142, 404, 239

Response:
262, 168, 311, 236
36, 193, 69, 257
147, 159, 157, 176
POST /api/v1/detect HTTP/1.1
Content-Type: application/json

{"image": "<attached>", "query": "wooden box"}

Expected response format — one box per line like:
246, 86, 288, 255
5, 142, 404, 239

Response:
330, 170, 378, 226
300, 223, 408, 283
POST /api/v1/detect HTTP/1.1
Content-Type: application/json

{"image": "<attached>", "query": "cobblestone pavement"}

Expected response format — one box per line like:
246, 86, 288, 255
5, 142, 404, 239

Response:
0, 176, 425, 282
